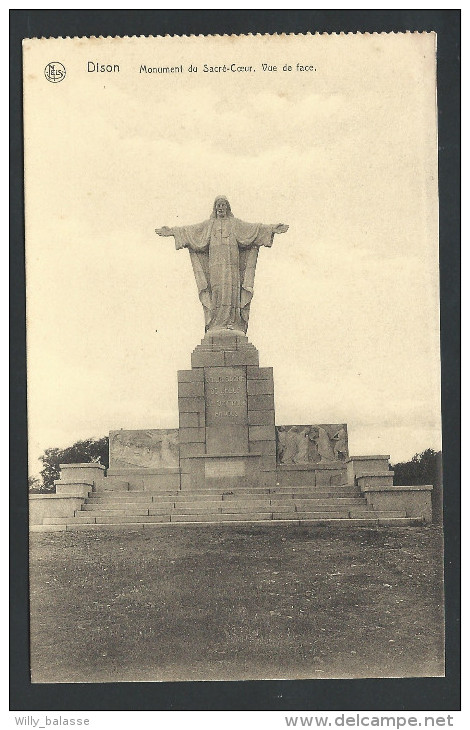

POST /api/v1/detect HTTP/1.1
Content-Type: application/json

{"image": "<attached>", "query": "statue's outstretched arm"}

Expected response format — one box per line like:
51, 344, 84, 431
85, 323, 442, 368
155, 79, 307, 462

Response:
273, 223, 289, 234
155, 226, 175, 237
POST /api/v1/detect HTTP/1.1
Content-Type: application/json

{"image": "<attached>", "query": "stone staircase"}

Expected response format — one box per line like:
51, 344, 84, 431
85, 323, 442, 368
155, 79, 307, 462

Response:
39, 481, 422, 531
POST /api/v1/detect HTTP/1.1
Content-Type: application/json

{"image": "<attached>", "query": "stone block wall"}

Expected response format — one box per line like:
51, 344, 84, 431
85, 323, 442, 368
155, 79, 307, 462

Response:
348, 456, 433, 523
177, 331, 277, 489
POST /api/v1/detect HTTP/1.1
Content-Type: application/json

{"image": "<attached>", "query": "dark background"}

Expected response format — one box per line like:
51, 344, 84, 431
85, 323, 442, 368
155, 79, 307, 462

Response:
10, 9, 460, 712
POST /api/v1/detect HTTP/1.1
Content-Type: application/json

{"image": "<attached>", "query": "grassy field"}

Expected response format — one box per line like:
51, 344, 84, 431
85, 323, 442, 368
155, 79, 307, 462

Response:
29, 524, 444, 683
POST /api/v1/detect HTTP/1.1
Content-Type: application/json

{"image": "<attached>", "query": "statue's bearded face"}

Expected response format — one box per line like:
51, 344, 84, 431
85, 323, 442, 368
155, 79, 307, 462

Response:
215, 199, 228, 217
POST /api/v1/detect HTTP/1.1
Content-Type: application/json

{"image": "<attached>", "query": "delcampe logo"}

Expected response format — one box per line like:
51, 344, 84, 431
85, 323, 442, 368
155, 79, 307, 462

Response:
44, 62, 66, 83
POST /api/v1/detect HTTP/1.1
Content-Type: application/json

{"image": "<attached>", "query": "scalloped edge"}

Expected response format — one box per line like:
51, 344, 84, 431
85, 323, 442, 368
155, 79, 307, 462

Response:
22, 30, 436, 42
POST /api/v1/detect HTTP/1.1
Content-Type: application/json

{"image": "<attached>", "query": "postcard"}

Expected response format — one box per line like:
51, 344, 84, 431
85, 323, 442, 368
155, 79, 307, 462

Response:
23, 32, 442, 683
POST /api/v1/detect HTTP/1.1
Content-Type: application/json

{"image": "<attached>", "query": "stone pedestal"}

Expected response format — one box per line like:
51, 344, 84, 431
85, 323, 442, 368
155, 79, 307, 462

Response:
346, 455, 392, 485
54, 463, 106, 493
178, 330, 277, 489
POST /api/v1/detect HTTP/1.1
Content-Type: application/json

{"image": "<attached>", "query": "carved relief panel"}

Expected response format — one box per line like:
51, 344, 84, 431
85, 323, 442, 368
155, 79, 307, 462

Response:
276, 424, 348, 465
109, 429, 179, 469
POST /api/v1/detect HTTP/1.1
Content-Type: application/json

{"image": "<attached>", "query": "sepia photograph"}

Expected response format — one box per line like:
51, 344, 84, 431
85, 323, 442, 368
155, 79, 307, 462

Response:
22, 30, 445, 685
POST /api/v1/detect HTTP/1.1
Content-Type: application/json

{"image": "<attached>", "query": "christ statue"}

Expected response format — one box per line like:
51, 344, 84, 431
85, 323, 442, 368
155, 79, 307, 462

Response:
156, 196, 288, 334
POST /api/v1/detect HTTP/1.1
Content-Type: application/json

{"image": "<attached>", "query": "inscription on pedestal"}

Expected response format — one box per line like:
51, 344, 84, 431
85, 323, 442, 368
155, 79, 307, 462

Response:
204, 366, 248, 426
205, 459, 245, 478
204, 366, 248, 454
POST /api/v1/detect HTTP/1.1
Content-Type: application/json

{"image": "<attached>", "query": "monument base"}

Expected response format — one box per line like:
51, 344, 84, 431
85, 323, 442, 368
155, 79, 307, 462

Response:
30, 331, 433, 530
33, 406, 433, 528
178, 330, 277, 490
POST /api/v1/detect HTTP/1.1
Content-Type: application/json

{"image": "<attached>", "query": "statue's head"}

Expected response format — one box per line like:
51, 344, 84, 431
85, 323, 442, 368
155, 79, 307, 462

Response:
211, 196, 233, 219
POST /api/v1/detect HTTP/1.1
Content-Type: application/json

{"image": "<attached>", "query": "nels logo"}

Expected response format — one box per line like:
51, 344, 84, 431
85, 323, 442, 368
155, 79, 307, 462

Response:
44, 62, 66, 83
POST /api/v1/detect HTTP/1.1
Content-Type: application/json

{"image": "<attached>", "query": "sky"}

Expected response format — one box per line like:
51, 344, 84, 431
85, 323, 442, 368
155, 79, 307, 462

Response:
23, 33, 440, 473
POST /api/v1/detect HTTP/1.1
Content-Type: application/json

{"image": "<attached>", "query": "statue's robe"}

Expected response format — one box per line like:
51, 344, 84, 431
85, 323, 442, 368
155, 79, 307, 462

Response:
316, 427, 335, 461
173, 217, 275, 332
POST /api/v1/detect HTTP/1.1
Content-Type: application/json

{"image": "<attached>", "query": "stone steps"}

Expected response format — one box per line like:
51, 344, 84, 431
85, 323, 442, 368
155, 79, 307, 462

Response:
169, 511, 408, 523
33, 516, 423, 532
43, 509, 407, 525
33, 483, 420, 531
89, 494, 362, 504
89, 487, 361, 501
96, 484, 357, 494
82, 502, 175, 511
96, 479, 130, 491
80, 499, 369, 514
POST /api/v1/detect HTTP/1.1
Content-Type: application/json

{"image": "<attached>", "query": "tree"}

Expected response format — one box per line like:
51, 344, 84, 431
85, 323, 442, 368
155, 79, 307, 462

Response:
392, 448, 442, 486
28, 475, 43, 493
38, 436, 109, 491
392, 448, 443, 524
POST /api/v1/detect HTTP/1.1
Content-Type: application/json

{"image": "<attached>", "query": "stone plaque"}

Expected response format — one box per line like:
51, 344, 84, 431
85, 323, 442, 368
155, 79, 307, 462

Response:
109, 429, 179, 468
276, 424, 349, 464
204, 366, 248, 426
205, 458, 246, 478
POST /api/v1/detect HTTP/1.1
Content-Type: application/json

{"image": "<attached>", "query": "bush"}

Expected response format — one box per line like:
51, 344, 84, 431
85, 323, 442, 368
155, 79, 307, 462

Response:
28, 475, 52, 494
38, 436, 109, 491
